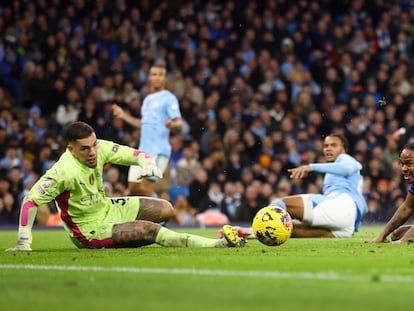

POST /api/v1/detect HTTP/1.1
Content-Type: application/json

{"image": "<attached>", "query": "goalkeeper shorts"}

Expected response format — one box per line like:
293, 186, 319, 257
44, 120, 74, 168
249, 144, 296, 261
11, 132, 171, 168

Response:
68, 196, 140, 248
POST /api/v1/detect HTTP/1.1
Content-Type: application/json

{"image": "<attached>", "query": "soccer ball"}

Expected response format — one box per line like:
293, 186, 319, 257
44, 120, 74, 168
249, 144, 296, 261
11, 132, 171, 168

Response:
252, 206, 293, 246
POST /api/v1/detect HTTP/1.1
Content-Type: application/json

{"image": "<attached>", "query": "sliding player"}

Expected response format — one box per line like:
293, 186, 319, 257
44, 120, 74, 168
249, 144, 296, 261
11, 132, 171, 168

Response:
7, 121, 243, 251
220, 134, 368, 239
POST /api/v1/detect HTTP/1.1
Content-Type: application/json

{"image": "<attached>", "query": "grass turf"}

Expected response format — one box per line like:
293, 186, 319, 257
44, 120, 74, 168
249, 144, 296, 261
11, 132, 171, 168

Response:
1, 226, 414, 311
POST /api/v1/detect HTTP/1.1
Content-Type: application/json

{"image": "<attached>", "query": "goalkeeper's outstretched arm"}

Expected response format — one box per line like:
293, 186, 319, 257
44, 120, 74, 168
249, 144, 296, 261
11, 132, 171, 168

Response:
6, 199, 38, 251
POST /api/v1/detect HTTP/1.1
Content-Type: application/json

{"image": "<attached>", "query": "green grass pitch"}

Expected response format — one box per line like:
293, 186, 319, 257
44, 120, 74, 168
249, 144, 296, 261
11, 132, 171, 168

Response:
1, 226, 414, 311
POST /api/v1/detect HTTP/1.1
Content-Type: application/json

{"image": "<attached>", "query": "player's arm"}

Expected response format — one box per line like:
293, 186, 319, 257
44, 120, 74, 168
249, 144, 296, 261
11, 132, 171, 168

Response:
288, 155, 360, 179
288, 160, 358, 179
6, 172, 64, 251
112, 104, 141, 128
101, 140, 163, 178
5, 199, 39, 251
165, 117, 183, 131
309, 156, 361, 176
367, 192, 414, 243
165, 95, 183, 131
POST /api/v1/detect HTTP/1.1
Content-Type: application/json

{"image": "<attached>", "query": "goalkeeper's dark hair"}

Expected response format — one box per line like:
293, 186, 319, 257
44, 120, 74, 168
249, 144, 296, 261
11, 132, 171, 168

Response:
63, 121, 95, 143
327, 133, 349, 152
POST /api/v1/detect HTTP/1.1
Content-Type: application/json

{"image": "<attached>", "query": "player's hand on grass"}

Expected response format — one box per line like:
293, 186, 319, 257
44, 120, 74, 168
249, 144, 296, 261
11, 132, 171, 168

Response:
364, 237, 387, 243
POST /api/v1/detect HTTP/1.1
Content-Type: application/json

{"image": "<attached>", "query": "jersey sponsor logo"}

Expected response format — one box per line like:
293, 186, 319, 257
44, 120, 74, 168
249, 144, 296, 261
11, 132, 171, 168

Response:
112, 144, 120, 153
36, 185, 45, 195
37, 179, 53, 195
42, 179, 53, 189
89, 174, 94, 185
80, 192, 104, 205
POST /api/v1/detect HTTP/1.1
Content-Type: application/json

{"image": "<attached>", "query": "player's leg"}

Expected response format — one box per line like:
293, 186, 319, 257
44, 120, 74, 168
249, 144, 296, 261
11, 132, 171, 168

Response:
128, 180, 141, 196
280, 195, 308, 220
136, 196, 176, 223
75, 203, 244, 248
111, 220, 245, 248
267, 195, 335, 237
268, 194, 354, 237
290, 221, 334, 238
301, 193, 356, 238
112, 220, 159, 247
133, 178, 155, 197
127, 167, 154, 196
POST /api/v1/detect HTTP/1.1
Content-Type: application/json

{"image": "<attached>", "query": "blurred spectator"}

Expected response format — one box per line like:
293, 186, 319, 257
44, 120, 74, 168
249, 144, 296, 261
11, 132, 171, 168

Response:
196, 181, 229, 227
0, 194, 14, 225
187, 168, 209, 209
56, 87, 82, 127
234, 183, 268, 222
220, 180, 242, 222
176, 145, 201, 188
200, 120, 221, 157
172, 194, 196, 226
0, 145, 22, 172
35, 203, 63, 227
8, 166, 23, 198
225, 150, 243, 181
197, 181, 224, 213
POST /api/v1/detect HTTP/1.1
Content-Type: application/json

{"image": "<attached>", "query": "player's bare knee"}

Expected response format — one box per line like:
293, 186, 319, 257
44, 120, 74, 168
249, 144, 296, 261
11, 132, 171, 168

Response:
160, 199, 176, 218
137, 197, 175, 222
128, 182, 141, 196
113, 220, 161, 247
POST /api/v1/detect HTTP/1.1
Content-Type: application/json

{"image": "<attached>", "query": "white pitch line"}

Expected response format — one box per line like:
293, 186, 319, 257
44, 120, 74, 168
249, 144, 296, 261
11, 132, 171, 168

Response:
0, 264, 413, 283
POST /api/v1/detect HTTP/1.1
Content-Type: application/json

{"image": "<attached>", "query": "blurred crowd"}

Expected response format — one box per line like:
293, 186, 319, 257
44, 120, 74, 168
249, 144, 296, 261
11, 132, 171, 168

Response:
1, 0, 414, 227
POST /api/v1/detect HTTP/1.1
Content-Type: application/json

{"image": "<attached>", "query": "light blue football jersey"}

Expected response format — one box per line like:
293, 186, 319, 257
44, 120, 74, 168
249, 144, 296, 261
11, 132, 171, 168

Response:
139, 90, 181, 158
310, 153, 368, 231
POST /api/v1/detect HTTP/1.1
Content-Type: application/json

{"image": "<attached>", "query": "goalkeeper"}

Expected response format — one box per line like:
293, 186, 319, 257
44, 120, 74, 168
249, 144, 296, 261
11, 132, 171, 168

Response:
6, 121, 244, 251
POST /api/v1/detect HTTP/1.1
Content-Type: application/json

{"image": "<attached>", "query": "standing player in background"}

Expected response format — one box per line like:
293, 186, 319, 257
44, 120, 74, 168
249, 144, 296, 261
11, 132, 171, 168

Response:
220, 134, 368, 238
112, 61, 183, 197
366, 142, 414, 244
6, 121, 244, 251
